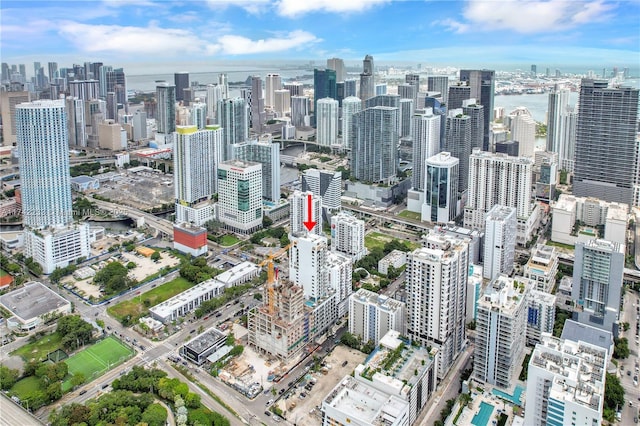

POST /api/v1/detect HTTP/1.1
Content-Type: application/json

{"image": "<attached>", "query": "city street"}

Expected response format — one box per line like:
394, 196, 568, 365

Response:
620, 289, 640, 424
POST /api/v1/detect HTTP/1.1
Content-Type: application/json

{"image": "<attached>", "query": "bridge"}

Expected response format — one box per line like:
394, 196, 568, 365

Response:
91, 199, 174, 236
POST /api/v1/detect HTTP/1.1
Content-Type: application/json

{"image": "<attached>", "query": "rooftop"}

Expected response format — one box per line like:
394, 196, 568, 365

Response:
150, 278, 226, 318
183, 328, 226, 355
71, 175, 98, 184
485, 205, 516, 221
0, 282, 70, 322
351, 288, 405, 312
479, 275, 530, 315
214, 261, 259, 286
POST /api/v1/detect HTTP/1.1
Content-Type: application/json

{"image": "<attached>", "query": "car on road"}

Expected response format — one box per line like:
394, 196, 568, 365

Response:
264, 411, 271, 417
266, 399, 274, 406
79, 390, 87, 395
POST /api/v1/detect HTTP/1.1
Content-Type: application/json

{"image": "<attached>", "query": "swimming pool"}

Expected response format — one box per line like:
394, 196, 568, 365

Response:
471, 401, 495, 426
492, 384, 525, 406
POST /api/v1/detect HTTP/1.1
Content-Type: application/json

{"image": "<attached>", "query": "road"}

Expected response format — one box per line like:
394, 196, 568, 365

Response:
620, 288, 640, 424
0, 394, 43, 426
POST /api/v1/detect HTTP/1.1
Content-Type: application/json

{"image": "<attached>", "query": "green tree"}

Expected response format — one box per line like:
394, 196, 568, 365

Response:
70, 373, 85, 388
141, 403, 168, 426
126, 261, 136, 269
262, 215, 273, 228
151, 251, 161, 261
57, 315, 95, 351
604, 373, 625, 412
0, 365, 19, 390
614, 337, 629, 359
184, 392, 201, 409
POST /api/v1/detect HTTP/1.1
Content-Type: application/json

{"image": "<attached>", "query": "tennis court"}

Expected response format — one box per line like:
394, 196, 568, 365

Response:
65, 336, 133, 381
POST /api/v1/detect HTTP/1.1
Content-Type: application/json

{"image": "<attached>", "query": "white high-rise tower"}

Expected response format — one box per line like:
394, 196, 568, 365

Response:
316, 98, 339, 147
290, 190, 323, 236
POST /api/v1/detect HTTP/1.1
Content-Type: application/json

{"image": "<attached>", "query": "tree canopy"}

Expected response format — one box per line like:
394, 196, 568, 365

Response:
56, 315, 95, 351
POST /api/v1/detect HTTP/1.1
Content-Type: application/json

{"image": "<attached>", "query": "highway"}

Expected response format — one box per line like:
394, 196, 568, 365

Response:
0, 394, 43, 426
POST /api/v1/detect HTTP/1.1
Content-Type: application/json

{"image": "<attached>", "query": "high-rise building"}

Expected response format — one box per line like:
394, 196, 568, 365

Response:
547, 89, 577, 172
217, 160, 263, 234
524, 335, 606, 426
174, 72, 189, 101
444, 109, 471, 194
206, 84, 223, 122
398, 98, 413, 138
190, 101, 207, 130
47, 62, 58, 82
301, 169, 342, 216
344, 79, 357, 98
289, 190, 323, 236
397, 83, 416, 104
173, 125, 223, 225
273, 89, 291, 117
218, 73, 228, 99
447, 83, 471, 110
265, 74, 281, 108
412, 108, 442, 191
462, 99, 484, 151
68, 80, 100, 101
474, 275, 529, 388
327, 251, 353, 318
427, 76, 449, 104
98, 65, 113, 98
330, 211, 366, 261
0, 91, 29, 146
283, 82, 303, 97
483, 205, 516, 280
132, 110, 147, 142
460, 70, 495, 151
407, 231, 468, 379
359, 55, 375, 103
316, 98, 339, 147
341, 96, 362, 149
290, 95, 310, 127
464, 149, 535, 245
250, 76, 265, 132
422, 152, 459, 223
573, 79, 639, 204
349, 289, 406, 346
313, 69, 337, 126
17, 100, 90, 273
217, 97, 249, 159
405, 73, 419, 91
326, 58, 345, 82
572, 239, 625, 334
508, 107, 536, 158
351, 106, 398, 183
233, 138, 280, 202
525, 289, 556, 346
524, 244, 559, 293
156, 83, 176, 142
289, 232, 329, 301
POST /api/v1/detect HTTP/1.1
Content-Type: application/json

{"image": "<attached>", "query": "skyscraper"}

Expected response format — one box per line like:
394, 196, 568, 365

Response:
156, 83, 176, 142
546, 86, 577, 172
341, 96, 362, 149
290, 190, 323, 236
47, 62, 58, 82
273, 89, 291, 116
460, 69, 495, 151
233, 138, 281, 202
483, 205, 517, 280
173, 125, 223, 225
398, 98, 413, 138
474, 275, 529, 388
290, 95, 310, 127
444, 109, 471, 194
217, 160, 263, 234
206, 84, 223, 122
217, 97, 249, 159
265, 74, 282, 108
326, 58, 345, 82
423, 152, 459, 223
508, 107, 536, 158
573, 79, 639, 204
98, 65, 113, 98
462, 99, 484, 151
313, 69, 337, 126
351, 106, 398, 183
572, 238, 624, 333
174, 72, 189, 101
407, 231, 468, 379
349, 289, 406, 346
411, 109, 442, 191
359, 55, 375, 103
190, 101, 207, 130
289, 232, 329, 301
17, 100, 90, 273
427, 76, 449, 104
316, 98, 339, 147
302, 169, 342, 218
250, 76, 265, 132
0, 91, 30, 146
330, 211, 366, 261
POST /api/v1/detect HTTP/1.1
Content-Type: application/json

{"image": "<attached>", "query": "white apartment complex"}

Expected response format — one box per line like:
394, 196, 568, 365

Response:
407, 231, 468, 379
302, 169, 342, 214
524, 334, 606, 426
289, 232, 329, 301
349, 289, 406, 346
217, 160, 263, 234
330, 211, 366, 261
526, 289, 557, 346
474, 275, 530, 388
327, 251, 353, 318
289, 190, 323, 236
316, 97, 339, 147
483, 205, 516, 280
524, 244, 559, 293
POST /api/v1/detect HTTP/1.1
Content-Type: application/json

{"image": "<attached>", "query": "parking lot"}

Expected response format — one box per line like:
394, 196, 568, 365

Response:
276, 345, 367, 424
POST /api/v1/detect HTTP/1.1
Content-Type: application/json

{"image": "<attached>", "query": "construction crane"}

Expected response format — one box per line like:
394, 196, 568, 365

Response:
258, 242, 295, 314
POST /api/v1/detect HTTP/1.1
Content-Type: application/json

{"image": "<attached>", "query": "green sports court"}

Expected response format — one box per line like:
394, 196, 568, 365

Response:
64, 336, 134, 383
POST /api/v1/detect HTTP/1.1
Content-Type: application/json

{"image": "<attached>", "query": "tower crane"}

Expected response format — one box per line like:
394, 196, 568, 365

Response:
258, 242, 295, 315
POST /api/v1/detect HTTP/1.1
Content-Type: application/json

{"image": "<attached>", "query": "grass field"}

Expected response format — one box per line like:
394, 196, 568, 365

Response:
219, 234, 241, 247
364, 231, 420, 252
11, 332, 62, 363
398, 210, 421, 221
10, 376, 41, 400
63, 337, 133, 389
107, 277, 193, 321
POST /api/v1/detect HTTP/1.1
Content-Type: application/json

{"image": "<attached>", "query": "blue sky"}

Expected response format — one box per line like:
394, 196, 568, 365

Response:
2, 0, 638, 75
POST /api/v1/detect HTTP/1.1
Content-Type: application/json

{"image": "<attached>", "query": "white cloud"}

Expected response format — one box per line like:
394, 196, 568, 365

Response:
276, 0, 390, 17
55, 22, 319, 57
215, 30, 321, 54
438, 0, 615, 34
205, 0, 271, 14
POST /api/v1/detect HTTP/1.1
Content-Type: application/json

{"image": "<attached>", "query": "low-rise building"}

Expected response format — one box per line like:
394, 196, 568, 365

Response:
149, 278, 226, 323
0, 282, 71, 330
70, 175, 100, 192
378, 250, 407, 275
173, 223, 208, 257
213, 261, 260, 287
180, 328, 228, 365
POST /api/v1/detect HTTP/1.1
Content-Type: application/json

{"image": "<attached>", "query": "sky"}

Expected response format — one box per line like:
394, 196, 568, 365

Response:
2, 0, 639, 75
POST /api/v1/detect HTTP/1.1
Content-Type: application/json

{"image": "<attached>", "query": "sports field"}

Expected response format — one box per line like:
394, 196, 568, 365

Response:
64, 337, 133, 384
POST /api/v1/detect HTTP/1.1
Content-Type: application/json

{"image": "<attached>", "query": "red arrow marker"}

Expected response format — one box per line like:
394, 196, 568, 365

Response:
302, 193, 316, 231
